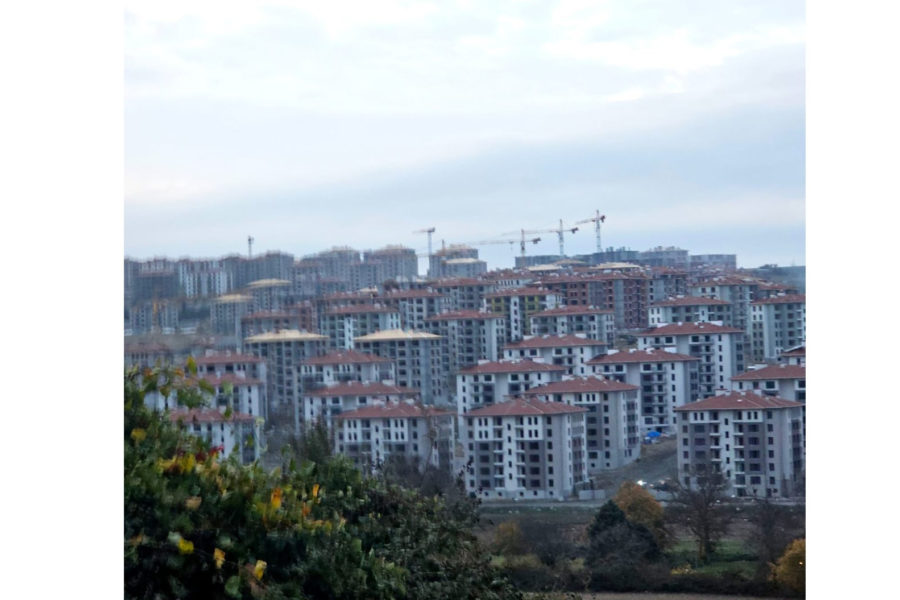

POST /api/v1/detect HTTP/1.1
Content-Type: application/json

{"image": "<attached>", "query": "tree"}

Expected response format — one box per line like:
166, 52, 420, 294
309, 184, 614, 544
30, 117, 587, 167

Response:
613, 481, 668, 548
772, 538, 804, 594
492, 521, 526, 556
746, 498, 805, 573
587, 501, 660, 572
666, 473, 732, 563
125, 363, 521, 600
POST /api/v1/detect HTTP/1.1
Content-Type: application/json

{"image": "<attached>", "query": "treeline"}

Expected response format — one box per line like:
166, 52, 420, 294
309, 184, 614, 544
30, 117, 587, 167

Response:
487, 480, 805, 597
125, 364, 521, 600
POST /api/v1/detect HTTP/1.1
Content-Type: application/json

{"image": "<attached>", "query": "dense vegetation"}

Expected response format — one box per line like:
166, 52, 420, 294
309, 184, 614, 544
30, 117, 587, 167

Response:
124, 363, 520, 600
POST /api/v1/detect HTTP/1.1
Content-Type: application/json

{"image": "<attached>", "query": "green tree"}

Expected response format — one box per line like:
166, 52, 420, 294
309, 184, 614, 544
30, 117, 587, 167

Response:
613, 481, 668, 548
587, 501, 660, 574
125, 363, 520, 600
772, 538, 805, 595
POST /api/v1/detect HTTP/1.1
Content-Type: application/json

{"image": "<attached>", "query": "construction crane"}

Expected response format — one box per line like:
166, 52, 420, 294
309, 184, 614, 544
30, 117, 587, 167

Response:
413, 227, 436, 276
504, 219, 578, 258
575, 211, 606, 253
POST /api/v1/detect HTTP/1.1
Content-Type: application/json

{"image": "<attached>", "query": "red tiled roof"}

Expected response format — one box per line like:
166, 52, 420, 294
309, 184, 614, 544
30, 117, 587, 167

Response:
326, 304, 399, 315
431, 277, 490, 287
301, 350, 392, 365
169, 408, 255, 424
196, 353, 264, 365
694, 276, 757, 286
674, 391, 803, 411
426, 310, 504, 321
484, 287, 556, 298
651, 296, 731, 307
523, 377, 639, 395
466, 397, 588, 417
334, 403, 453, 419
458, 359, 568, 375
531, 305, 613, 316
639, 322, 744, 335
731, 365, 805, 381
382, 289, 445, 299
587, 348, 700, 364
302, 381, 419, 397
200, 374, 264, 386
504, 335, 606, 349
751, 294, 806, 305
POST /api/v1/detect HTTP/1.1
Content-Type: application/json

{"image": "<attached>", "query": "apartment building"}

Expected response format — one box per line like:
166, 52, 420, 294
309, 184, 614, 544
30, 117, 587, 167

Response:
425, 310, 508, 391
522, 377, 640, 472
689, 276, 759, 331
169, 408, 261, 465
688, 254, 737, 272
211, 293, 253, 338
529, 305, 615, 344
299, 381, 419, 435
637, 322, 746, 398
240, 310, 304, 340
780, 345, 805, 366
647, 267, 689, 303
128, 300, 180, 335
299, 349, 395, 391
243, 330, 328, 420
649, 296, 734, 326
224, 251, 295, 290
335, 402, 456, 473
380, 289, 447, 330
456, 359, 567, 414
430, 278, 497, 312
539, 272, 649, 330
320, 304, 402, 349
176, 258, 231, 298
429, 245, 478, 279
194, 351, 268, 416
463, 397, 588, 500
732, 364, 806, 402
484, 287, 563, 341
587, 348, 700, 435
246, 278, 293, 313
749, 294, 806, 362
638, 246, 689, 270
361, 245, 418, 283
674, 391, 805, 498
502, 334, 607, 377
354, 329, 447, 404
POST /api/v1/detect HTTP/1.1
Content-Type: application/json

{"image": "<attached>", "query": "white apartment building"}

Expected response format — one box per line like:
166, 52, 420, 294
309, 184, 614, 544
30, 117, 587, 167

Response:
430, 278, 497, 312
749, 294, 806, 362
194, 351, 268, 418
335, 402, 456, 472
689, 276, 759, 331
299, 381, 419, 435
298, 349, 395, 390
380, 289, 447, 330
732, 364, 806, 402
484, 287, 563, 342
523, 377, 640, 473
320, 304, 401, 350
502, 334, 607, 377
456, 359, 567, 414
463, 397, 588, 500
587, 348, 700, 435
240, 310, 306, 340
424, 310, 508, 392
674, 391, 805, 499
638, 322, 746, 398
354, 329, 447, 404
243, 330, 328, 420
246, 278, 293, 313
780, 345, 805, 366
528, 305, 616, 345
649, 296, 734, 326
212, 293, 253, 338
169, 409, 262, 465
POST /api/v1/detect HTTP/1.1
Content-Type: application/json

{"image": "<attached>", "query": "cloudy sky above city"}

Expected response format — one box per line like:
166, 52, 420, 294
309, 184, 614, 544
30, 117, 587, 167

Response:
124, 0, 805, 269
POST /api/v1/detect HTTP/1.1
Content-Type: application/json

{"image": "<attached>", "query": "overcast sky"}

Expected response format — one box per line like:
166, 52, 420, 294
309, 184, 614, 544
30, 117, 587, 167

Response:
124, 0, 805, 269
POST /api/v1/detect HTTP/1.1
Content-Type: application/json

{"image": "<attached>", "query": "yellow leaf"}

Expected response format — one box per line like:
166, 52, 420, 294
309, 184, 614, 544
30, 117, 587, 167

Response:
301, 502, 311, 518
130, 428, 147, 443
254, 560, 267, 581
270, 487, 283, 510
311, 483, 320, 499
178, 537, 194, 555
214, 548, 225, 569
185, 496, 202, 510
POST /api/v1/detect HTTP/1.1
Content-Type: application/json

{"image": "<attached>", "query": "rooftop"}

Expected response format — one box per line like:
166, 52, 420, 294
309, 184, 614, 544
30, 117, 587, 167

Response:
354, 329, 442, 342
301, 350, 393, 365
587, 348, 700, 364
425, 310, 503, 321
195, 353, 264, 365
244, 330, 328, 343
640, 322, 744, 336
335, 402, 454, 419
674, 391, 803, 412
458, 359, 568, 375
731, 364, 806, 381
303, 381, 418, 397
246, 278, 291, 289
751, 294, 806, 305
504, 334, 606, 349
465, 397, 588, 417
531, 305, 613, 317
523, 376, 639, 395
651, 296, 731, 307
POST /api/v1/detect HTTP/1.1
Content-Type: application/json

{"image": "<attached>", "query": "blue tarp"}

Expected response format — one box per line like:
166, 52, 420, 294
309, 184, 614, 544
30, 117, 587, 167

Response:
646, 431, 661, 438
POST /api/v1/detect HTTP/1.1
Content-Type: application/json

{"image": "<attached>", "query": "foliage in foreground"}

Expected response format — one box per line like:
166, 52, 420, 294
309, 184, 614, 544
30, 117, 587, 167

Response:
124, 364, 521, 600
772, 538, 805, 594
